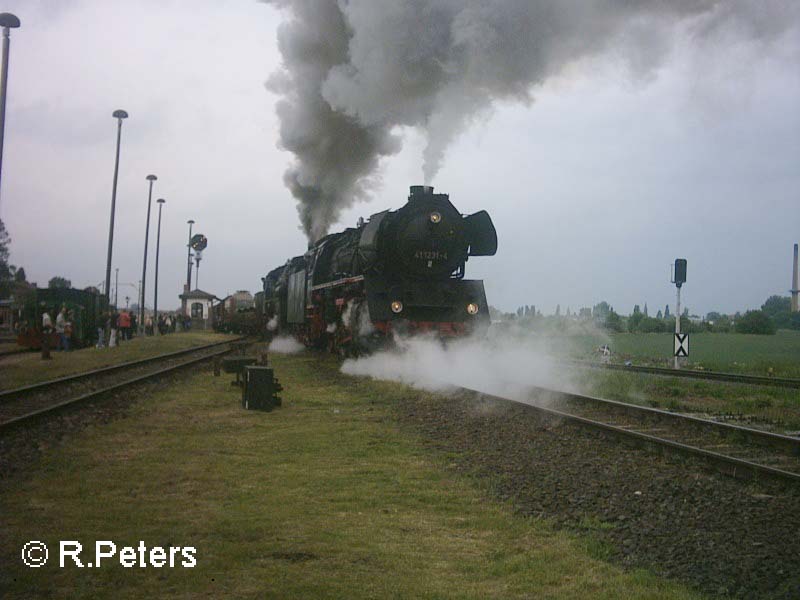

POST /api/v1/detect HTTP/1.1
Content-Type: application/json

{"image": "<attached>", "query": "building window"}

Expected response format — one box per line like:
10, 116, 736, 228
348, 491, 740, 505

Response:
191, 302, 204, 319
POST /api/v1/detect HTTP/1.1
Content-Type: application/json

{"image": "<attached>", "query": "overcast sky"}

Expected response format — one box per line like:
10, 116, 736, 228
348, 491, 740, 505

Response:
0, 0, 798, 316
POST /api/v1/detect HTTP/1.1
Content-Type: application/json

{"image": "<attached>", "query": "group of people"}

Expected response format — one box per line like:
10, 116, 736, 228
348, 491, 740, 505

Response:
41, 306, 75, 351
97, 311, 191, 348
40, 306, 193, 351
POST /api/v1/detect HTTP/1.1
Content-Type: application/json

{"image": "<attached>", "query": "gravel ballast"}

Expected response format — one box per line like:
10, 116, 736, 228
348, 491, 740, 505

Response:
395, 389, 800, 599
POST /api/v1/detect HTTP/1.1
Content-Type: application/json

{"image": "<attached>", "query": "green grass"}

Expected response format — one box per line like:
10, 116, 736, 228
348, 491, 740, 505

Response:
0, 351, 703, 599
577, 369, 800, 430
0, 331, 238, 390
0, 341, 22, 355
564, 330, 800, 377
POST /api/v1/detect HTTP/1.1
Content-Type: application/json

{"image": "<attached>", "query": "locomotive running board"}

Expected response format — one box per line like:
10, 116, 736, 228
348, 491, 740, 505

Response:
311, 275, 365, 291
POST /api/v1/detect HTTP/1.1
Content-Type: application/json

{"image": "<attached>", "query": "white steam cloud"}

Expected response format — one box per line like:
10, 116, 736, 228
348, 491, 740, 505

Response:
263, 0, 798, 241
269, 335, 305, 353
341, 331, 577, 403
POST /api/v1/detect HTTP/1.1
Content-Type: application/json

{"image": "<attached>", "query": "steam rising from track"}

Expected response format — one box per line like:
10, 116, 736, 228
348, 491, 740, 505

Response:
269, 335, 305, 354
341, 332, 575, 402
263, 0, 797, 241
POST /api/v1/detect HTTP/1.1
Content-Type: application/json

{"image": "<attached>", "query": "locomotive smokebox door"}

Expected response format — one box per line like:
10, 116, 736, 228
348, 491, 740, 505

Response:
243, 366, 282, 411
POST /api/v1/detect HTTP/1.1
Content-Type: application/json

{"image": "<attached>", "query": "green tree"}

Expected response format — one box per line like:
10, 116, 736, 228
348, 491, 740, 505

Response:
592, 301, 611, 322
628, 305, 644, 331
48, 276, 72, 289
604, 310, 623, 332
0, 219, 14, 297
735, 310, 776, 335
639, 316, 665, 333
761, 295, 792, 329
761, 295, 791, 316
643, 303, 648, 317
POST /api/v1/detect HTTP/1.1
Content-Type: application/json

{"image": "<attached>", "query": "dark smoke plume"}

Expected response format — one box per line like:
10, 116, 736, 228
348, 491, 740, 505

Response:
263, 0, 798, 241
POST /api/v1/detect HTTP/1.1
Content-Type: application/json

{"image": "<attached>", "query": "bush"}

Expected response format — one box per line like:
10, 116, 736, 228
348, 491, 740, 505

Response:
735, 310, 776, 335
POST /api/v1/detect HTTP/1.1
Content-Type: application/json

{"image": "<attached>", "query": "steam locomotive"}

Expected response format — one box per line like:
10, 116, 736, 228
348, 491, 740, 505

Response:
261, 185, 497, 354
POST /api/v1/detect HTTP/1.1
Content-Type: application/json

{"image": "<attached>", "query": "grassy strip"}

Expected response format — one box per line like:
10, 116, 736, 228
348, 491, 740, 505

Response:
601, 331, 800, 377
577, 368, 800, 430
0, 332, 237, 390
0, 351, 702, 599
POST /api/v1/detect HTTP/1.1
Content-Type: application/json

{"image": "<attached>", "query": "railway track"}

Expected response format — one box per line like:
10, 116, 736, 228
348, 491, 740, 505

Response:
0, 337, 245, 431
455, 384, 800, 484
574, 360, 800, 388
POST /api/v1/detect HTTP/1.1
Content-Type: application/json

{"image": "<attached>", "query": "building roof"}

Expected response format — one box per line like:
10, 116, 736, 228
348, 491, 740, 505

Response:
179, 288, 218, 300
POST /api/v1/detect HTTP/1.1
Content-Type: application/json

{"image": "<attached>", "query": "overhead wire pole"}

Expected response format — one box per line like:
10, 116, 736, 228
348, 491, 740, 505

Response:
0, 13, 20, 212
154, 198, 165, 334
186, 220, 195, 290
104, 109, 129, 303
140, 175, 157, 334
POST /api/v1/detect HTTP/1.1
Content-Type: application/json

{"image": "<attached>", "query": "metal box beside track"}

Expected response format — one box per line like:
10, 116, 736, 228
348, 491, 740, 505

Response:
242, 366, 282, 411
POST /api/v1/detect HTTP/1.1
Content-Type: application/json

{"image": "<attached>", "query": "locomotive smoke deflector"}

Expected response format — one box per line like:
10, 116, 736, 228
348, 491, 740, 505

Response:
465, 210, 497, 257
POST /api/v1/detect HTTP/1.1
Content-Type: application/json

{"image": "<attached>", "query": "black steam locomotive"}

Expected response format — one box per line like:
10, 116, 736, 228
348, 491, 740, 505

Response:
261, 185, 497, 354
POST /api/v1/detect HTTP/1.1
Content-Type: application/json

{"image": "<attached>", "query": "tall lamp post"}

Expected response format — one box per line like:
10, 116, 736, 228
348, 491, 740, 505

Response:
153, 198, 165, 334
104, 109, 129, 303
140, 174, 157, 333
0, 13, 20, 210
114, 267, 119, 308
186, 219, 195, 290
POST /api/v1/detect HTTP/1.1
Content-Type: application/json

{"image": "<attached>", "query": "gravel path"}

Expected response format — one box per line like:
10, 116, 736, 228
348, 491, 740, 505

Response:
395, 389, 800, 599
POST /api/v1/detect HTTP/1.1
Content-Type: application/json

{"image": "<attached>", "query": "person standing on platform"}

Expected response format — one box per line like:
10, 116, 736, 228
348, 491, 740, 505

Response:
55, 306, 68, 351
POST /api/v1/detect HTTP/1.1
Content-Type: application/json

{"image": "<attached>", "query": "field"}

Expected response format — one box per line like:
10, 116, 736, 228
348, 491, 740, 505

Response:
0, 350, 700, 599
0, 331, 238, 391
563, 330, 800, 378
533, 330, 800, 431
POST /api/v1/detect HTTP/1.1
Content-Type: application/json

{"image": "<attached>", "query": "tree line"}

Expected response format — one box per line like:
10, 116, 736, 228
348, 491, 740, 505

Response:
494, 295, 799, 335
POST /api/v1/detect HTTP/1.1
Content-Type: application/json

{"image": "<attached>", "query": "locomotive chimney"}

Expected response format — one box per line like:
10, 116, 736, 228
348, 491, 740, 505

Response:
409, 184, 433, 200
792, 243, 799, 312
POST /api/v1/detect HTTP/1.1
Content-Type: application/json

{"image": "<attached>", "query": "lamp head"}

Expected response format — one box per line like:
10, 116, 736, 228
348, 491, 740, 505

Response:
157, 198, 165, 204
187, 219, 195, 225
146, 174, 157, 181
0, 13, 21, 28
112, 109, 129, 119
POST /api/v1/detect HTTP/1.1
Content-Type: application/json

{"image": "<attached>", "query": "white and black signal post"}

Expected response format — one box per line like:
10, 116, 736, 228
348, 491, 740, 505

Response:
672, 258, 687, 369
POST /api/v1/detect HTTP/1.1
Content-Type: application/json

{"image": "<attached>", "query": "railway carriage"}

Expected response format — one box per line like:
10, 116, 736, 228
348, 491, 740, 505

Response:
15, 287, 108, 349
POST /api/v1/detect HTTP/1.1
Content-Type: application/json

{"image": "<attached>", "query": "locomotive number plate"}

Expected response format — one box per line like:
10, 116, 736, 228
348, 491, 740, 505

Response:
414, 250, 448, 260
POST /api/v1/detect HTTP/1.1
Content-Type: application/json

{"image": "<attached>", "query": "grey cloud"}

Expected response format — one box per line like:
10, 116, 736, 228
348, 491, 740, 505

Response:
264, 0, 798, 241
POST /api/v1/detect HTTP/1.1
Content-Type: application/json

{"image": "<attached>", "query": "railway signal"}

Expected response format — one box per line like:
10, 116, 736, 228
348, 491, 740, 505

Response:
671, 258, 687, 369
190, 234, 207, 289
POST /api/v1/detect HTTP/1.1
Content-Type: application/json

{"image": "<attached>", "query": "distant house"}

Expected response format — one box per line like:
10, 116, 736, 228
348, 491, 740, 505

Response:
179, 289, 219, 329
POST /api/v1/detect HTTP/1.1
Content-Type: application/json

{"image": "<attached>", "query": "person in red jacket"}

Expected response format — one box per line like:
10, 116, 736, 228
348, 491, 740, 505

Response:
118, 310, 132, 341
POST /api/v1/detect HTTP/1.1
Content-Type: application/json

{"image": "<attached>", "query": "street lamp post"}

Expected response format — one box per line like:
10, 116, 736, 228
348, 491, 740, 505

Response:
153, 198, 165, 334
0, 13, 20, 210
140, 174, 157, 334
114, 267, 119, 308
186, 220, 195, 291
104, 109, 129, 303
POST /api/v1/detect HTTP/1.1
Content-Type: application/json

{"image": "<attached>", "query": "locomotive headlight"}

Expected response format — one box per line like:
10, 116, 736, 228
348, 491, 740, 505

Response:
466, 302, 479, 315
391, 300, 404, 314
429, 211, 442, 224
